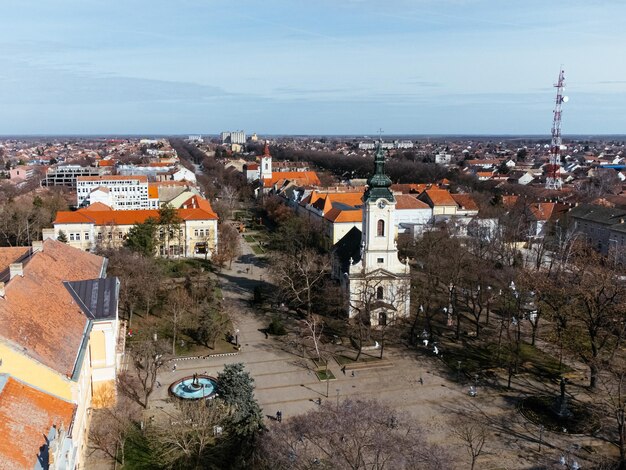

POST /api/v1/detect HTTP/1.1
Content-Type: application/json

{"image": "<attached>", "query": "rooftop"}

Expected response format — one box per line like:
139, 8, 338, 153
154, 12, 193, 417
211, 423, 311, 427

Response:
0, 239, 105, 378
0, 374, 76, 470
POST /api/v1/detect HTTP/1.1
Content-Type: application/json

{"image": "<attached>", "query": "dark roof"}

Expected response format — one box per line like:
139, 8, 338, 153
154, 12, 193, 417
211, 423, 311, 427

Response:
332, 226, 362, 273
568, 204, 626, 225
64, 277, 119, 320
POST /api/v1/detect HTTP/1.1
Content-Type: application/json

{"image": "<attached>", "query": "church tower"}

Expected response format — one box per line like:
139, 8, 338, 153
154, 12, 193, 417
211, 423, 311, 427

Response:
259, 141, 272, 181
344, 141, 411, 326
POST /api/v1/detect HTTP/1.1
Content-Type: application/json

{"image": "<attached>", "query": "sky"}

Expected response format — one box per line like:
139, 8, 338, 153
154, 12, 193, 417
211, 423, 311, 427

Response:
1, 0, 625, 135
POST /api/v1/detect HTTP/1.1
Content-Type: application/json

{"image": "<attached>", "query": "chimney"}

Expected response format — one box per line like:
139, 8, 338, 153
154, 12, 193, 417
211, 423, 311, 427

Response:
42, 228, 55, 240
32, 241, 43, 253
0, 282, 5, 298
9, 263, 23, 280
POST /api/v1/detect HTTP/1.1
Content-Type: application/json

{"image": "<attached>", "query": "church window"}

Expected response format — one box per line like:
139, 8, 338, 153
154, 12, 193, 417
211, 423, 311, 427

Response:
376, 286, 384, 300
377, 219, 385, 237
377, 257, 384, 264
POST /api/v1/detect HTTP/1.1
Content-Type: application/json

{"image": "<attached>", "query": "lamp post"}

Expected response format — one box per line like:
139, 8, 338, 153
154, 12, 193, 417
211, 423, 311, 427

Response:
336, 388, 340, 408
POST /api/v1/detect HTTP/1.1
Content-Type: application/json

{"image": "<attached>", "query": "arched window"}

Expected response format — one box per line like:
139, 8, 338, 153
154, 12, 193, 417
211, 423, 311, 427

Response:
376, 286, 384, 300
377, 219, 385, 237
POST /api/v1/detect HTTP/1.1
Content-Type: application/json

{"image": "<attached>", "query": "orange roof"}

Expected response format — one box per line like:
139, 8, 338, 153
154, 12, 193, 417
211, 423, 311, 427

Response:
98, 159, 115, 167
0, 240, 105, 377
148, 184, 159, 199
476, 171, 494, 178
391, 183, 430, 194
263, 171, 320, 188
245, 163, 259, 171
395, 194, 430, 210
324, 207, 362, 223
0, 247, 30, 274
54, 203, 218, 226
529, 202, 569, 221
0, 375, 76, 470
77, 175, 148, 182
82, 202, 113, 211
451, 194, 479, 211
180, 195, 218, 217
420, 188, 457, 206
502, 195, 519, 208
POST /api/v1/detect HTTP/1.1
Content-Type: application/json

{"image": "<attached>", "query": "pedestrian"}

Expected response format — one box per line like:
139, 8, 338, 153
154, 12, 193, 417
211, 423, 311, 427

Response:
341, 366, 346, 375
419, 377, 423, 385
317, 398, 322, 405
351, 371, 355, 377
156, 381, 161, 388
173, 363, 177, 372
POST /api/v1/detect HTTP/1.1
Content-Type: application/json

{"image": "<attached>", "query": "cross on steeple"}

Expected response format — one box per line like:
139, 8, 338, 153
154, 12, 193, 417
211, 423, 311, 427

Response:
377, 128, 384, 142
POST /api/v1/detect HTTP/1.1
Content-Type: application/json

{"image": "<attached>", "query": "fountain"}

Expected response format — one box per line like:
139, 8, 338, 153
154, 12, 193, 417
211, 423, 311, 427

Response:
169, 374, 218, 400
519, 377, 599, 434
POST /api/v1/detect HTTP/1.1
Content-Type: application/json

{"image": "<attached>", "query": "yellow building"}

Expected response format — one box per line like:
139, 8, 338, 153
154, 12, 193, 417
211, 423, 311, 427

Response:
0, 239, 121, 469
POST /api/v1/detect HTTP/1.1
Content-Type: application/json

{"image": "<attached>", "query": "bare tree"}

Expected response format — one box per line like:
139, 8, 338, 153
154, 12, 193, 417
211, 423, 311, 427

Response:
215, 222, 241, 269
89, 396, 141, 466
452, 420, 488, 470
270, 248, 330, 317
118, 339, 167, 408
254, 397, 451, 470
148, 399, 229, 469
165, 287, 192, 355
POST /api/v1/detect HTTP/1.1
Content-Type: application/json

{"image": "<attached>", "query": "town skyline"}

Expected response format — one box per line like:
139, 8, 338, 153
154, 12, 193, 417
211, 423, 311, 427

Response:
1, 0, 625, 135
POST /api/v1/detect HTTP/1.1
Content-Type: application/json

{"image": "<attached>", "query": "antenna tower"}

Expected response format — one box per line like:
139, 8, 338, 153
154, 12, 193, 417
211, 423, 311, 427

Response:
545, 68, 567, 190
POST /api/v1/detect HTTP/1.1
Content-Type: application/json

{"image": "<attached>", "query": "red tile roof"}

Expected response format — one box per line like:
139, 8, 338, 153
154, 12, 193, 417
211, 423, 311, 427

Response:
420, 189, 457, 206
0, 247, 30, 274
324, 207, 362, 223
263, 171, 320, 188
395, 194, 430, 210
54, 200, 217, 226
0, 240, 105, 377
0, 375, 76, 470
451, 194, 479, 211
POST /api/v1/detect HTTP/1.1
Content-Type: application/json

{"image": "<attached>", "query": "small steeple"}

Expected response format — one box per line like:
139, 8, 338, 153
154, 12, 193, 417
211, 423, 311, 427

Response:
364, 140, 394, 203
263, 140, 270, 156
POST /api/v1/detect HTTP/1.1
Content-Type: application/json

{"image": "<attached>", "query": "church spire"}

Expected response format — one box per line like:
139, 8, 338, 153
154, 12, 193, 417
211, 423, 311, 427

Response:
364, 140, 394, 203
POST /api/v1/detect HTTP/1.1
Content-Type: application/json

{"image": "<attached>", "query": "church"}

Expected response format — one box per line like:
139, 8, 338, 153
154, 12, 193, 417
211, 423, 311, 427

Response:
332, 142, 411, 326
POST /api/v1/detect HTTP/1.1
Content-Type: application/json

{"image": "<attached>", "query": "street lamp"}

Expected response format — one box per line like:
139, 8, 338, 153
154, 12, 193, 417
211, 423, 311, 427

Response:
336, 388, 340, 408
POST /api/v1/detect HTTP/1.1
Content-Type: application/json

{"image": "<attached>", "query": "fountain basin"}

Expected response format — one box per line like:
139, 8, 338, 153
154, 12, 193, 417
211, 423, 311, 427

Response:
169, 375, 218, 400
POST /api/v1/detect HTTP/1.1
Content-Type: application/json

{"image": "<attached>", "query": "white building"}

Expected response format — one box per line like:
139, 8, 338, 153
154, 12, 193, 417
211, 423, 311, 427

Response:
334, 143, 411, 327
221, 130, 246, 144
76, 175, 159, 210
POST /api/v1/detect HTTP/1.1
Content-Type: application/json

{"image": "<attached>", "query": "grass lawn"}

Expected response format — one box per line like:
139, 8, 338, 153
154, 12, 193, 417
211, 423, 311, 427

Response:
251, 244, 265, 255
315, 369, 336, 381
244, 235, 256, 243
311, 358, 328, 368
440, 340, 572, 380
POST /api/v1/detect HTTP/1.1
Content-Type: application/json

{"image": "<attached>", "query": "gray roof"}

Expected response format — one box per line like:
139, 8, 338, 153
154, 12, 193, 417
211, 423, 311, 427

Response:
64, 277, 119, 320
568, 204, 626, 225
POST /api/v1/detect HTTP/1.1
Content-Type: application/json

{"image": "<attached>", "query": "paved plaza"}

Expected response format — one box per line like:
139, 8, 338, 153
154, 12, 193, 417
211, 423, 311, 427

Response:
148, 235, 611, 469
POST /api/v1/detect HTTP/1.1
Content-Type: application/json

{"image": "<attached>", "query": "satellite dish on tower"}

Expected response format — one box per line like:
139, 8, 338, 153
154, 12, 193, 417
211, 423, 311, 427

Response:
562, 96, 569, 103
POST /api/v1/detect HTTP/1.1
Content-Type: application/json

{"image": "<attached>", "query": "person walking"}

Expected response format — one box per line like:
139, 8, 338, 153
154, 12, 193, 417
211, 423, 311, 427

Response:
276, 410, 282, 422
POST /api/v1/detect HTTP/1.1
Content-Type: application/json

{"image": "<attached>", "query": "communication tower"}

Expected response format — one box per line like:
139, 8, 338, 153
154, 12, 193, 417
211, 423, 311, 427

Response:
545, 68, 568, 190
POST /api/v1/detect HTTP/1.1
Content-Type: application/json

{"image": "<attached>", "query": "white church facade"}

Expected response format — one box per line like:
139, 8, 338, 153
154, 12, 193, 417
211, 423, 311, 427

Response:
333, 142, 411, 326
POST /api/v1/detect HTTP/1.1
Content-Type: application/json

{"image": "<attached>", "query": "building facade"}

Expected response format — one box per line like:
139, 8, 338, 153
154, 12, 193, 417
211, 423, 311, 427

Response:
54, 195, 218, 258
0, 240, 121, 469
334, 143, 411, 327
77, 175, 160, 210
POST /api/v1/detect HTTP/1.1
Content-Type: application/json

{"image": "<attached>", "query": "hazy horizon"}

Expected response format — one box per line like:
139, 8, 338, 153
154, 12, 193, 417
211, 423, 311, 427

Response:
2, 0, 625, 135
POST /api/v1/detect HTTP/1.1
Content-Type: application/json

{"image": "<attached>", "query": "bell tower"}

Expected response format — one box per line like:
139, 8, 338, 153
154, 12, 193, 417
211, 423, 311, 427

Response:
259, 141, 272, 180
361, 142, 399, 269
